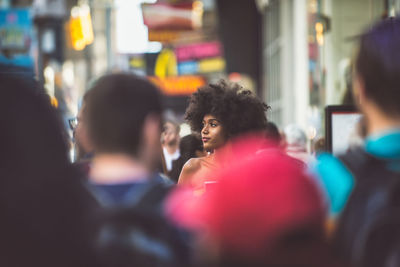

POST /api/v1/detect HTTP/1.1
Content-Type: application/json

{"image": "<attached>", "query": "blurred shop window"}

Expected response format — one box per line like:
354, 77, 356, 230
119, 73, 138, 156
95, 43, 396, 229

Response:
41, 28, 55, 53
115, 0, 161, 54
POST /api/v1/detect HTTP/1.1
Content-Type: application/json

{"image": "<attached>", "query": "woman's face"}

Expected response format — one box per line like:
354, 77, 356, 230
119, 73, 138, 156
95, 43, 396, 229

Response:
201, 114, 227, 152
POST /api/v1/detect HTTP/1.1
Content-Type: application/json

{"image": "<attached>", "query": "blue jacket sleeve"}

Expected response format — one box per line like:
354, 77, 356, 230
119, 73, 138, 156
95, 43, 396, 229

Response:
312, 153, 355, 216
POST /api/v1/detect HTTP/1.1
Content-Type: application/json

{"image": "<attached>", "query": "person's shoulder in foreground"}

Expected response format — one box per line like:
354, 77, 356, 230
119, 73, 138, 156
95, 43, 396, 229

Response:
312, 15, 400, 217
312, 129, 400, 216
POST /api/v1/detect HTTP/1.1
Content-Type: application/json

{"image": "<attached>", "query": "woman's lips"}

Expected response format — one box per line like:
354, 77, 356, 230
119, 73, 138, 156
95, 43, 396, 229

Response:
202, 137, 210, 143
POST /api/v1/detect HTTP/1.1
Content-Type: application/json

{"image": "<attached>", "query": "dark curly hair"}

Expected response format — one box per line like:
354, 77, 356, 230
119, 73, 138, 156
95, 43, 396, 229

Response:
185, 80, 269, 138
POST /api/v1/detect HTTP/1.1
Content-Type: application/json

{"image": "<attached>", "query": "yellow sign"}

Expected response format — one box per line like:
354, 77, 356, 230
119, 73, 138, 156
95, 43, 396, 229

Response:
198, 57, 225, 73
149, 76, 206, 96
129, 57, 145, 69
154, 49, 178, 78
69, 16, 85, 50
68, 5, 94, 51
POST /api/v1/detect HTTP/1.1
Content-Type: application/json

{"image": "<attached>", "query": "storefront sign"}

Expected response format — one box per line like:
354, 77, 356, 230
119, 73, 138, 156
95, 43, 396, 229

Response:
178, 60, 197, 75
175, 41, 222, 62
154, 48, 178, 78
142, 1, 203, 30
129, 56, 145, 69
0, 8, 33, 68
148, 29, 182, 43
178, 57, 225, 75
198, 57, 225, 73
68, 4, 94, 51
149, 75, 205, 95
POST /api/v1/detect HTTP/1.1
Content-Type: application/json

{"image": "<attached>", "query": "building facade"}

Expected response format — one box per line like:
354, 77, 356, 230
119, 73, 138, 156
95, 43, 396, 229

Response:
262, 0, 400, 140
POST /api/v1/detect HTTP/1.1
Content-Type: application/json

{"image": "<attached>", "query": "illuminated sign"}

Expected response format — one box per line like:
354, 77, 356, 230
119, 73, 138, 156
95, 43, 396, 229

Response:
129, 57, 145, 69
142, 1, 203, 30
198, 57, 225, 73
68, 4, 94, 51
175, 41, 222, 62
149, 75, 206, 96
148, 29, 181, 43
177, 57, 225, 75
154, 48, 178, 78
178, 61, 197, 75
0, 9, 33, 68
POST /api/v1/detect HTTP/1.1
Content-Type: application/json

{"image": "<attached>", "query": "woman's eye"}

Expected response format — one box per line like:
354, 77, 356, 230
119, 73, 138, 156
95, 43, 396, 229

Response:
211, 123, 217, 127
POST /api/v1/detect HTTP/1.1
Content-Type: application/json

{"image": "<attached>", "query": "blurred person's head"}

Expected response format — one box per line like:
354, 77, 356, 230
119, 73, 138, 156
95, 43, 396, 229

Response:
185, 80, 269, 152
264, 121, 281, 144
179, 134, 205, 160
0, 75, 96, 267
85, 73, 162, 170
354, 16, 400, 133
284, 124, 307, 150
166, 137, 328, 267
162, 119, 181, 148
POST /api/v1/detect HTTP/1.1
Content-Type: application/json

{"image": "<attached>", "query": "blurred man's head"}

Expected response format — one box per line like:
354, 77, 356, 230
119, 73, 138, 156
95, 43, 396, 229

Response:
85, 73, 162, 169
355, 17, 400, 123
162, 120, 180, 148
283, 124, 307, 150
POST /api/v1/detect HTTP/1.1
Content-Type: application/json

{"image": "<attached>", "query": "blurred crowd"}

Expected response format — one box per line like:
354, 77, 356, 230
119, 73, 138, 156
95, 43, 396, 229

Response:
2, 16, 400, 267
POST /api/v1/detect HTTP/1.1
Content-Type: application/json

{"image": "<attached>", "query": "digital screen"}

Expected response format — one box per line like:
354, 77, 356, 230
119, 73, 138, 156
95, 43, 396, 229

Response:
331, 111, 363, 155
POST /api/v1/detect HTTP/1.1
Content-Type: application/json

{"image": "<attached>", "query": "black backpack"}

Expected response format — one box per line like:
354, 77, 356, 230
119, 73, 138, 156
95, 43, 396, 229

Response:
93, 181, 193, 267
334, 147, 400, 267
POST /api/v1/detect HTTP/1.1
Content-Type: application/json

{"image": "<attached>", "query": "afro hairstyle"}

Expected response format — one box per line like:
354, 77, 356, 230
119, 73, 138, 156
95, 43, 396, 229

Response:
185, 80, 269, 138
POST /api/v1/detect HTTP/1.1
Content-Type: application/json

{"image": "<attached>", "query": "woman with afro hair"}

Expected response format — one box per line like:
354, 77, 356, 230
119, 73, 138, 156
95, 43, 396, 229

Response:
177, 80, 269, 187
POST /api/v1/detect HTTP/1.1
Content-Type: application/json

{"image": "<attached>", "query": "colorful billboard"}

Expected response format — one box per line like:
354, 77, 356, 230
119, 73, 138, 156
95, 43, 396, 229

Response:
0, 8, 33, 68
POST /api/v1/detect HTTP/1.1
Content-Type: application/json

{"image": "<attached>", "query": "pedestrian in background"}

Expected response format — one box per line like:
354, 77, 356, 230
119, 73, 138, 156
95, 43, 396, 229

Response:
314, 16, 400, 267
169, 134, 205, 183
160, 119, 181, 176
83, 73, 190, 267
283, 124, 314, 164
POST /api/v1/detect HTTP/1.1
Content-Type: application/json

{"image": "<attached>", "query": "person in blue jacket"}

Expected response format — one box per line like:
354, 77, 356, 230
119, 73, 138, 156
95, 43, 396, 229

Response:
314, 16, 400, 216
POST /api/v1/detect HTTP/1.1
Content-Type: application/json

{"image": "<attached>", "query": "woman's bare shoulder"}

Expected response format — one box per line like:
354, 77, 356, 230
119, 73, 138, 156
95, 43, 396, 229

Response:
177, 157, 203, 184
184, 157, 203, 170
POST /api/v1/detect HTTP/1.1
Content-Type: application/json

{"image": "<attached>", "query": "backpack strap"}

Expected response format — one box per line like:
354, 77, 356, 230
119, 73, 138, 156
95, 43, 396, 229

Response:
335, 147, 400, 267
338, 146, 388, 181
